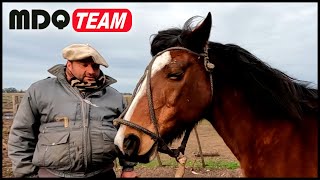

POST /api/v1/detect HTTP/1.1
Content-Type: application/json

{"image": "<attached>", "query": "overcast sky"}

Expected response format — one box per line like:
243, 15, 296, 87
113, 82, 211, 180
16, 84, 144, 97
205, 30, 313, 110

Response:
2, 2, 318, 93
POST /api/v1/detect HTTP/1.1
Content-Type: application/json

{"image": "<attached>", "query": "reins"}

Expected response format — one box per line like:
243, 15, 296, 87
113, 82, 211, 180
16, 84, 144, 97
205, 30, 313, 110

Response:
113, 44, 215, 177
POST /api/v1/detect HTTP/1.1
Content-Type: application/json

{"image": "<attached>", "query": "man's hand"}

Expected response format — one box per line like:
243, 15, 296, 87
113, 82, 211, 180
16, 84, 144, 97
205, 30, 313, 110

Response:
120, 170, 138, 178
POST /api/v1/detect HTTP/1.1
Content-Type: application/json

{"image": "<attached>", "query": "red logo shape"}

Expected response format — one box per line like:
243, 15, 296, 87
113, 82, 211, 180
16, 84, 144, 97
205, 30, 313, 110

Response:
72, 9, 132, 32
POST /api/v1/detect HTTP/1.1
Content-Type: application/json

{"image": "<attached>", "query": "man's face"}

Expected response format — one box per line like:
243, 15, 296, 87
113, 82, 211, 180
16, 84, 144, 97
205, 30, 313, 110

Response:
67, 58, 101, 82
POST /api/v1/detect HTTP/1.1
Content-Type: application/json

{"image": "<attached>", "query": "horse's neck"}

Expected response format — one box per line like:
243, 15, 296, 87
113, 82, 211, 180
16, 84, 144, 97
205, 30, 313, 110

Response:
207, 88, 317, 177
209, 89, 256, 163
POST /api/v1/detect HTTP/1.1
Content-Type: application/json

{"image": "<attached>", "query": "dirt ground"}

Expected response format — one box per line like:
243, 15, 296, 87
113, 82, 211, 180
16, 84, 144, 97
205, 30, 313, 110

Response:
2, 119, 242, 178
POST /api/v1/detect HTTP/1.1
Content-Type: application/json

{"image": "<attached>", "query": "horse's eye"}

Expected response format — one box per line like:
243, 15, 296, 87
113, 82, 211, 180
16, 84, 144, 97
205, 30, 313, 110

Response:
168, 71, 184, 80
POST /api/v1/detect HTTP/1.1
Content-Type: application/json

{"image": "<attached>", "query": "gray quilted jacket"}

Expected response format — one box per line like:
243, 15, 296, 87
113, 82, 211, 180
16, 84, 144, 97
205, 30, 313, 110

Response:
8, 64, 135, 177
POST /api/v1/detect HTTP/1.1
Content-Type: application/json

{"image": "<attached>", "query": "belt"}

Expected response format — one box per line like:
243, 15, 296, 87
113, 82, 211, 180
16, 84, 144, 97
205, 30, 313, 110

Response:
38, 163, 114, 178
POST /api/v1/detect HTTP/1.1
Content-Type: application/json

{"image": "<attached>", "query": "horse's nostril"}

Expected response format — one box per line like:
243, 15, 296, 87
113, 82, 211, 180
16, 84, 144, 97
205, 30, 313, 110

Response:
123, 134, 140, 157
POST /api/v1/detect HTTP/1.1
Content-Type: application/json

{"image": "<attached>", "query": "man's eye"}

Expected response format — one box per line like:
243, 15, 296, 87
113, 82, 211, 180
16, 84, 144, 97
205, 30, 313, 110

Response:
92, 64, 99, 69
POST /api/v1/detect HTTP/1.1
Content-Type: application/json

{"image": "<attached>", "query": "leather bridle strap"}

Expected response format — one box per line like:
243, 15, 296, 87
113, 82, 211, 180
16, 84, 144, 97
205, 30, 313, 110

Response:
113, 45, 214, 160
114, 118, 158, 140
114, 118, 192, 158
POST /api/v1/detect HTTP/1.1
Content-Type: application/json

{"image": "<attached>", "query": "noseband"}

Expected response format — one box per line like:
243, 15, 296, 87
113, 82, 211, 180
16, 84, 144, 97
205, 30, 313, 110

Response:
113, 44, 215, 161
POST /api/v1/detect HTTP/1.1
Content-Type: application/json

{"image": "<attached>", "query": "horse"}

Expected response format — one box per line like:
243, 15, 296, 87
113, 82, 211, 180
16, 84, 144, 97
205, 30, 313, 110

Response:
114, 12, 318, 177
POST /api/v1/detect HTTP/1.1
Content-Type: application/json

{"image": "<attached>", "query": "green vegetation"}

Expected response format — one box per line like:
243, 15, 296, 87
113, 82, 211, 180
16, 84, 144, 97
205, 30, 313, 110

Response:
3, 88, 25, 93
197, 160, 239, 170
136, 158, 239, 170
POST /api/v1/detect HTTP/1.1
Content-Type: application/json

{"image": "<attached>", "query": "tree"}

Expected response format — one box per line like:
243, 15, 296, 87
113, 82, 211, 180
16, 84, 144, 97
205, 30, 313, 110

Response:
3, 87, 18, 93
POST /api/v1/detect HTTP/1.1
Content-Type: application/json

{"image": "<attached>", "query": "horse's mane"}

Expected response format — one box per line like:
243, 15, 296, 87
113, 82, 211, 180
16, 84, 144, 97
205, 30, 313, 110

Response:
211, 42, 318, 121
150, 15, 205, 56
150, 15, 318, 122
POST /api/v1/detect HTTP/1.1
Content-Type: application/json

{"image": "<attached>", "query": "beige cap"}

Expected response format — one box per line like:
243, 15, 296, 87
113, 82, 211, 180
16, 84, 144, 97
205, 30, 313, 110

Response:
62, 43, 109, 68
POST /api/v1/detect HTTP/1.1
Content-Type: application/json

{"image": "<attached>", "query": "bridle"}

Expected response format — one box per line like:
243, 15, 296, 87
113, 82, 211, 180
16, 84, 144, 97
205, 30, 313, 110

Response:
113, 44, 215, 163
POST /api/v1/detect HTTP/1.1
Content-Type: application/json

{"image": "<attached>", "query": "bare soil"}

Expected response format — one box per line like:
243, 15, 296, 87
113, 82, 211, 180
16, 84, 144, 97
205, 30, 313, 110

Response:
2, 119, 243, 178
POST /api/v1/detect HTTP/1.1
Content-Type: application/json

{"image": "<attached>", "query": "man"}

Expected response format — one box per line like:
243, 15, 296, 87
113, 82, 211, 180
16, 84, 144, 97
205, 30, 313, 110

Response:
8, 43, 137, 178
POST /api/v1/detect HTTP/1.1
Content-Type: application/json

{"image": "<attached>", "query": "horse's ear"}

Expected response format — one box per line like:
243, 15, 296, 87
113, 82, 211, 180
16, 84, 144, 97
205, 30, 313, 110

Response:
188, 12, 212, 50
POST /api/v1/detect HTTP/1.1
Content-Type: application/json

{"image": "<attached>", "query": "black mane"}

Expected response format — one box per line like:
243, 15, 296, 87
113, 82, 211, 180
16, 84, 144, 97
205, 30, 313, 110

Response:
150, 15, 318, 121
211, 42, 318, 121
150, 16, 205, 56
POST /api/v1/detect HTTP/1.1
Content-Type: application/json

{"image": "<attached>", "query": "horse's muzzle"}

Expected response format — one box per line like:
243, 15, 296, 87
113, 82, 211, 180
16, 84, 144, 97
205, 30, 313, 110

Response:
115, 134, 153, 163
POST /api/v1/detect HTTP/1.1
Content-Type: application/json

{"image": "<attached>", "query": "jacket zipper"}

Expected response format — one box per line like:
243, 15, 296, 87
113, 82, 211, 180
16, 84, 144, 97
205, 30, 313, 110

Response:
59, 77, 104, 173
81, 99, 88, 171
59, 81, 90, 172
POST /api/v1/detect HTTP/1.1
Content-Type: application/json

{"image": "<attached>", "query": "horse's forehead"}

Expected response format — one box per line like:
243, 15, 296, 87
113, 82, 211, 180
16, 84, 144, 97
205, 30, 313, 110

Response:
122, 51, 173, 121
151, 51, 172, 75
152, 50, 193, 74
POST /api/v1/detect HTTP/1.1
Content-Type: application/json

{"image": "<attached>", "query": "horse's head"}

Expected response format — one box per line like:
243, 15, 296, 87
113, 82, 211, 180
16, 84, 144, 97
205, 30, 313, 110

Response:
114, 12, 214, 162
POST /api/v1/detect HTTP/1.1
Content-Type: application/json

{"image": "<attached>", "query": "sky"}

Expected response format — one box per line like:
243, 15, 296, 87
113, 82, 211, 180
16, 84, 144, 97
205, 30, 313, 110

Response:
2, 2, 318, 93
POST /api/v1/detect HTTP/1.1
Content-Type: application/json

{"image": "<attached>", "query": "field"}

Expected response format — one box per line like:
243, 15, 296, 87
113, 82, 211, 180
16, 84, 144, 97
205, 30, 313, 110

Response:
2, 93, 242, 177
116, 120, 243, 177
2, 119, 242, 178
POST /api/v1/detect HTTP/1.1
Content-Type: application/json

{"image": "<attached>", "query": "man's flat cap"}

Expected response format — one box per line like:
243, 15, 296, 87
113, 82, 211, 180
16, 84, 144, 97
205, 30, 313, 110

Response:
62, 43, 109, 68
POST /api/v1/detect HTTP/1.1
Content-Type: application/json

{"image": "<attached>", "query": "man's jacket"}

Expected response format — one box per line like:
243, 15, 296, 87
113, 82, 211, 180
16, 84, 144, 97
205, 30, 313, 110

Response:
8, 64, 135, 177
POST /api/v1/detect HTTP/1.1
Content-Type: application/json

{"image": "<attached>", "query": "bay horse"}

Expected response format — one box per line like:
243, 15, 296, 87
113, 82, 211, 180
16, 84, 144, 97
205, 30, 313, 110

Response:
114, 12, 318, 177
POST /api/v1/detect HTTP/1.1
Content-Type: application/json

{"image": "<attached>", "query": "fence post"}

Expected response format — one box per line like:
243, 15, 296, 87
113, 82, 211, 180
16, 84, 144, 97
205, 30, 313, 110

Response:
194, 127, 206, 168
156, 151, 163, 166
12, 95, 20, 116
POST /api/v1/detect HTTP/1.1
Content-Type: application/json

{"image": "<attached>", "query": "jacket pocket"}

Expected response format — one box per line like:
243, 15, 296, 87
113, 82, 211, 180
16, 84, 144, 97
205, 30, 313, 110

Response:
102, 130, 118, 161
102, 130, 116, 142
90, 125, 118, 166
33, 131, 71, 170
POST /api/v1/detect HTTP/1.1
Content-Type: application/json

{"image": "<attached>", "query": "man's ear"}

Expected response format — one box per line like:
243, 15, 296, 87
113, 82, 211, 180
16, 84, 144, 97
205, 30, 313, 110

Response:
66, 61, 72, 69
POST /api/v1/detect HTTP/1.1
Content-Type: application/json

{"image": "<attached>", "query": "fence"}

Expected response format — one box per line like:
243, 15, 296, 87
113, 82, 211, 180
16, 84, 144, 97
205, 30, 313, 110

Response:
2, 93, 24, 118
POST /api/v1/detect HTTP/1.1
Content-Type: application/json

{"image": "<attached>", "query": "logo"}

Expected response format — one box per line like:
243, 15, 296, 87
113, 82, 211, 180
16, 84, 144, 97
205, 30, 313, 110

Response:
9, 8, 132, 32
73, 9, 132, 32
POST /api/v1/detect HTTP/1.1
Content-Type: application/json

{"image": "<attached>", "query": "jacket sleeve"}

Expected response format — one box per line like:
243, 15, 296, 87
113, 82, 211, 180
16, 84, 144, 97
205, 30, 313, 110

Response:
7, 88, 40, 177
